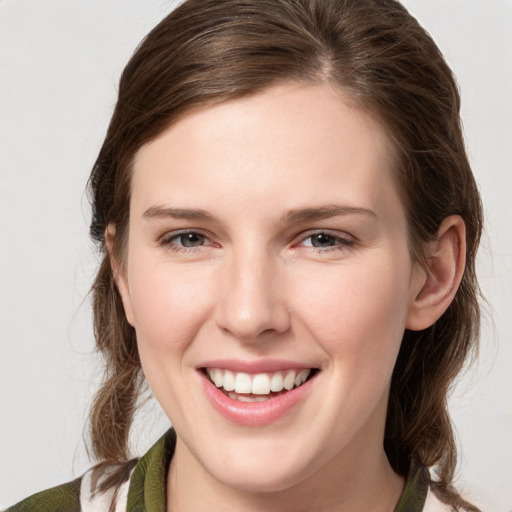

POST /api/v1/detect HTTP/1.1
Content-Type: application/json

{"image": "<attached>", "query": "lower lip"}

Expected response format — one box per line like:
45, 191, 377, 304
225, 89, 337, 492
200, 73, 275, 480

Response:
199, 371, 316, 426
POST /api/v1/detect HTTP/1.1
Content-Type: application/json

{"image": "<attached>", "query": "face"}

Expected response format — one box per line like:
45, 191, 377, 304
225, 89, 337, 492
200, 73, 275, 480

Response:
117, 83, 425, 492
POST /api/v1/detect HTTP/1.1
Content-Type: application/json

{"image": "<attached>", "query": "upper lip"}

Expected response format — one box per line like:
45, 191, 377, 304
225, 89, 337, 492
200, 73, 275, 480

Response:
197, 359, 317, 373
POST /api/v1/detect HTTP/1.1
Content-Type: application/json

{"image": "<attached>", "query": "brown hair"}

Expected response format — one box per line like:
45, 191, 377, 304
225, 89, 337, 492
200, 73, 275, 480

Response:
88, 0, 482, 508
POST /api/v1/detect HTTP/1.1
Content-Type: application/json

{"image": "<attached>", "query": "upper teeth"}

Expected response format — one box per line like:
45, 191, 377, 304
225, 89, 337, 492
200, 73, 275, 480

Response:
206, 368, 311, 394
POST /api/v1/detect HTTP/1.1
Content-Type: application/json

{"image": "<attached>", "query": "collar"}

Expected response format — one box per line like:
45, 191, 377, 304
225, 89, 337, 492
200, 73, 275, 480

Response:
126, 429, 176, 512
126, 429, 429, 512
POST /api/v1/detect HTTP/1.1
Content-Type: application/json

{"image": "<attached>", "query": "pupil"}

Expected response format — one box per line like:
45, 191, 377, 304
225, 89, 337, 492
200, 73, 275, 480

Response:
312, 234, 335, 247
181, 233, 204, 247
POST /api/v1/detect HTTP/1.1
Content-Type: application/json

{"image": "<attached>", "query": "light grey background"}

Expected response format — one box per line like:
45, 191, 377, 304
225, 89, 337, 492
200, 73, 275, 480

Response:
0, 1, 510, 510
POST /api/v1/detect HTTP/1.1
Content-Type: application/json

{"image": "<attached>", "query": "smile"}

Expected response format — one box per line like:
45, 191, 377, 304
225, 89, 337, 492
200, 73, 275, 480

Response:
199, 365, 318, 425
205, 368, 313, 402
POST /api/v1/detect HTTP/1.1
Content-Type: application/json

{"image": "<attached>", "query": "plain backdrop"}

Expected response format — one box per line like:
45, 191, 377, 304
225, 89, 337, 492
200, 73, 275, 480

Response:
0, 1, 511, 510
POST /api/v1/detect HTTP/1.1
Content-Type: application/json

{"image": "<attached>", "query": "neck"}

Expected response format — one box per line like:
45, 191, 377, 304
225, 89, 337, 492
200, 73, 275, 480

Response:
167, 421, 404, 512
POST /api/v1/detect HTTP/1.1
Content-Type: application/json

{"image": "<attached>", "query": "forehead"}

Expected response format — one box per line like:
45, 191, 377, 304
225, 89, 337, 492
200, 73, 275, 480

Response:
131, 82, 403, 225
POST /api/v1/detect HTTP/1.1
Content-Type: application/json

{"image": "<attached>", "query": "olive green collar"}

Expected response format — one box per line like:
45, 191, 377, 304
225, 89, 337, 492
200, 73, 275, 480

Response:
126, 429, 429, 512
126, 429, 176, 512
394, 457, 430, 512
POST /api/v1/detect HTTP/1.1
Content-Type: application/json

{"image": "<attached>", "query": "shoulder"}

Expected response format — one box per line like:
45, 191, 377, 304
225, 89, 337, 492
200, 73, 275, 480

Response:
424, 487, 454, 512
4, 478, 81, 512
4, 466, 134, 512
396, 460, 476, 512
424, 483, 480, 512
3, 430, 174, 512
79, 466, 132, 512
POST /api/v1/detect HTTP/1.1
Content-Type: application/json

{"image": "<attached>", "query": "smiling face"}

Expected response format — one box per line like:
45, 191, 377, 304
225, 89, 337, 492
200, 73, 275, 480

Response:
115, 82, 426, 495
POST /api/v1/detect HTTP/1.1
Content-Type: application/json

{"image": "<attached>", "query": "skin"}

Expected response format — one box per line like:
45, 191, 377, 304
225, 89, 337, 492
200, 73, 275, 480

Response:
114, 82, 465, 512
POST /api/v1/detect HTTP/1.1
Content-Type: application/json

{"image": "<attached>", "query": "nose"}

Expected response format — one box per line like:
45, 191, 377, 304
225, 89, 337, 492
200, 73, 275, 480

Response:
215, 247, 291, 342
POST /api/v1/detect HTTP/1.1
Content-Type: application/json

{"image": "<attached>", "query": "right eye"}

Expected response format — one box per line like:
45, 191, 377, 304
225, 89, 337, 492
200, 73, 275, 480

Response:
159, 230, 215, 252
173, 232, 206, 247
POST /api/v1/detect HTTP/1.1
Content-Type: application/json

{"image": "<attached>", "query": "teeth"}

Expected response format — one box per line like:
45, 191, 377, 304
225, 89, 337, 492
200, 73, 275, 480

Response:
228, 392, 270, 402
207, 368, 312, 397
234, 373, 252, 394
270, 372, 284, 392
223, 370, 235, 391
252, 374, 270, 395
211, 368, 223, 388
283, 371, 296, 390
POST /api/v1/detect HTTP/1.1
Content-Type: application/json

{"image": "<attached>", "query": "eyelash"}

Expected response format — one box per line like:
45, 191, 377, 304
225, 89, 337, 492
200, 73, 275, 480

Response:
296, 230, 355, 252
158, 229, 355, 254
158, 229, 215, 253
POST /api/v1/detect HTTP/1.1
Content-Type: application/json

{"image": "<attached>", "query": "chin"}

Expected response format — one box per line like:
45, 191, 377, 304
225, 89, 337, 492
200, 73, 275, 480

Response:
212, 461, 308, 493
199, 435, 322, 493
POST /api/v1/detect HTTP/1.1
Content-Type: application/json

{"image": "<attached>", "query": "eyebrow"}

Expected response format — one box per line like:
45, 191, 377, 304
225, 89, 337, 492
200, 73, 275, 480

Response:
143, 204, 376, 223
281, 205, 377, 224
143, 206, 216, 221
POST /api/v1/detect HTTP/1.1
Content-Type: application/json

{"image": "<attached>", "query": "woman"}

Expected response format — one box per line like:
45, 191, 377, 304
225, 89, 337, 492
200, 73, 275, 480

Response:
6, 0, 483, 510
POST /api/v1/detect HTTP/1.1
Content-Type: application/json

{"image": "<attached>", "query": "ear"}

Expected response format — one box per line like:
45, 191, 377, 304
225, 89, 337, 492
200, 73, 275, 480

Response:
406, 215, 466, 331
105, 224, 135, 327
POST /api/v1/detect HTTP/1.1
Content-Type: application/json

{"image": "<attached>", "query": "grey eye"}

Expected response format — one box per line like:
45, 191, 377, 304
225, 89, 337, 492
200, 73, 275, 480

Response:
310, 233, 338, 247
178, 233, 205, 247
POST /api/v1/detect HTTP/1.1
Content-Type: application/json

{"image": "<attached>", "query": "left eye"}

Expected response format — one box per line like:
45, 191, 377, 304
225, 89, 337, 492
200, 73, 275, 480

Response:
159, 231, 213, 251
174, 232, 206, 247
300, 232, 353, 249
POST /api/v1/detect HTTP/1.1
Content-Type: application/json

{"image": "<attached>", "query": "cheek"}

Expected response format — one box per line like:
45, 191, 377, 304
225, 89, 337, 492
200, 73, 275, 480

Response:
127, 262, 213, 354
125, 262, 216, 420
292, 258, 411, 370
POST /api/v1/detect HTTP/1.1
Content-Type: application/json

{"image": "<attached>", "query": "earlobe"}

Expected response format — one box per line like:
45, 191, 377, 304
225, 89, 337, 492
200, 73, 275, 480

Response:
406, 215, 466, 331
105, 224, 135, 327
